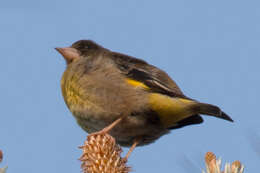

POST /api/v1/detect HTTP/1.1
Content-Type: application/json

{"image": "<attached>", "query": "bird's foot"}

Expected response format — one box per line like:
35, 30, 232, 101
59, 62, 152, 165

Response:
88, 117, 123, 139
122, 139, 140, 162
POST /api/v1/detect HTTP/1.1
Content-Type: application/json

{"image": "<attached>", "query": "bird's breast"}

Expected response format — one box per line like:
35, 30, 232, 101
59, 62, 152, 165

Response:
60, 64, 170, 146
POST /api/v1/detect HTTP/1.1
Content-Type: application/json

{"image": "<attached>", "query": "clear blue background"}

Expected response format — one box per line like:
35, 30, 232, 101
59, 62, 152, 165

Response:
1, 0, 259, 172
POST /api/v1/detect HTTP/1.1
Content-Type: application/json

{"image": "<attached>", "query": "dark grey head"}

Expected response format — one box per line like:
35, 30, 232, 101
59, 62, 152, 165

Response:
71, 40, 104, 56
56, 40, 105, 64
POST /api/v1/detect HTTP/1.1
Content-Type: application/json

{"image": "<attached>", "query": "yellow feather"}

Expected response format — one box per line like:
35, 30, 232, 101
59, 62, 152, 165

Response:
149, 93, 196, 128
126, 79, 150, 90
125, 78, 197, 127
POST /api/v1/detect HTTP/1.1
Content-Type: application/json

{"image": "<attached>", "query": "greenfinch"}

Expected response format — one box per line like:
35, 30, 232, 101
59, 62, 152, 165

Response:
56, 40, 233, 149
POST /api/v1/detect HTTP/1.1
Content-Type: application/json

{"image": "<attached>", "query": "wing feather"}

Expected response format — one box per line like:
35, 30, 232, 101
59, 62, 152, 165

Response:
110, 52, 186, 98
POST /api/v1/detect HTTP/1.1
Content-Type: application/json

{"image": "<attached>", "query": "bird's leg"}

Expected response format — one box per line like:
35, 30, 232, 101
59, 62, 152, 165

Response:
88, 117, 123, 138
123, 138, 140, 161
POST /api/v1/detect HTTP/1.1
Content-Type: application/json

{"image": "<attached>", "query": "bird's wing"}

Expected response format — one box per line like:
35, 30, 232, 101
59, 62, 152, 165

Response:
110, 51, 206, 128
109, 52, 232, 128
110, 51, 187, 98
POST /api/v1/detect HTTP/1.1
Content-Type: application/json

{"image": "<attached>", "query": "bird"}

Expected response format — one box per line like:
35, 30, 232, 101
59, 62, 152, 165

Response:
56, 40, 233, 159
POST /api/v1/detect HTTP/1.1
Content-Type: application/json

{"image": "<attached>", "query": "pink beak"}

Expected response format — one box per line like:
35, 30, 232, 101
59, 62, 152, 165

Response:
55, 47, 80, 64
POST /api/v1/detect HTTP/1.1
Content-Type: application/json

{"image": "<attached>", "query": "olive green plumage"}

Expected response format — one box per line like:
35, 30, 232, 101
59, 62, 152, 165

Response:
57, 40, 233, 146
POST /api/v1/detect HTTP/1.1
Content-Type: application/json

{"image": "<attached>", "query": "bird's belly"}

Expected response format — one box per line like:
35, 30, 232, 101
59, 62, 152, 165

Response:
74, 110, 169, 147
111, 119, 169, 147
63, 74, 169, 146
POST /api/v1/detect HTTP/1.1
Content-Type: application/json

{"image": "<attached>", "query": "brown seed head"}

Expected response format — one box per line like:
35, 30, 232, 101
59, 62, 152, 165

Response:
205, 152, 217, 173
0, 150, 2, 163
80, 134, 131, 173
231, 160, 242, 173
205, 152, 216, 164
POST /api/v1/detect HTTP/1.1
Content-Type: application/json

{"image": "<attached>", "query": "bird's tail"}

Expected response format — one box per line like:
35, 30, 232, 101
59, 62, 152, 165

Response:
194, 102, 233, 122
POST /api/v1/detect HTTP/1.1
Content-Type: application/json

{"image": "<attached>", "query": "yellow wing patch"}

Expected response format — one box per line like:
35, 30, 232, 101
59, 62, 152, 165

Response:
126, 78, 197, 128
126, 79, 150, 90
149, 93, 196, 128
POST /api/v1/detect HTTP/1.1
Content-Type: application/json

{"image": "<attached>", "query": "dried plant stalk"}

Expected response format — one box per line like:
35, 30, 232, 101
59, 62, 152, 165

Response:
0, 150, 2, 163
0, 150, 7, 173
205, 152, 220, 173
80, 134, 131, 173
203, 152, 244, 173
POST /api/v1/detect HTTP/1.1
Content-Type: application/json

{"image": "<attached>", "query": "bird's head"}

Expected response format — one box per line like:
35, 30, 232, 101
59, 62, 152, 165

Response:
56, 40, 103, 64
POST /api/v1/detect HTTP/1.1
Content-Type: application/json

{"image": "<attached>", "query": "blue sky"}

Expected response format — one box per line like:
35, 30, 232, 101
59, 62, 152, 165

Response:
0, 0, 259, 172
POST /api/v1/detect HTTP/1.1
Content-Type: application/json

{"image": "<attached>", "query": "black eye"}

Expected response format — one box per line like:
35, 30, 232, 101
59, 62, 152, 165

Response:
77, 44, 89, 52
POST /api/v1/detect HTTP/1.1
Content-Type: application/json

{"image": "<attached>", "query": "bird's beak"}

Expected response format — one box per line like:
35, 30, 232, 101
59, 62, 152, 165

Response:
55, 47, 80, 64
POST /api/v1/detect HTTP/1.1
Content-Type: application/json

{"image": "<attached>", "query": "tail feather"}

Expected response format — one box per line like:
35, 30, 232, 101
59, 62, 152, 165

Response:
196, 103, 233, 122
168, 114, 204, 130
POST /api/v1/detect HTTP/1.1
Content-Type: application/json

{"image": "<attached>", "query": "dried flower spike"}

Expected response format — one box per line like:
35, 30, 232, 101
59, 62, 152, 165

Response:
80, 133, 131, 173
0, 150, 2, 163
203, 152, 244, 173
205, 152, 216, 165
205, 152, 219, 173
0, 150, 7, 173
231, 160, 244, 173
